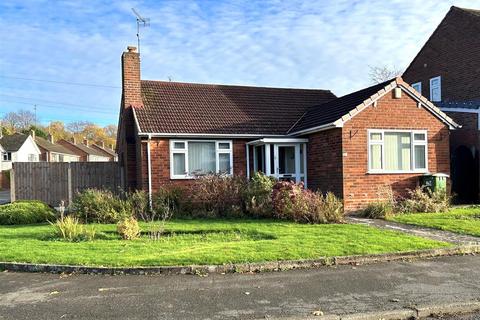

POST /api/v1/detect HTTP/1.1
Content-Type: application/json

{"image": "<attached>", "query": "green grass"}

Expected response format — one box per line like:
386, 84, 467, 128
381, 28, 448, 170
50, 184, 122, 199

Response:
0, 219, 451, 267
391, 206, 480, 237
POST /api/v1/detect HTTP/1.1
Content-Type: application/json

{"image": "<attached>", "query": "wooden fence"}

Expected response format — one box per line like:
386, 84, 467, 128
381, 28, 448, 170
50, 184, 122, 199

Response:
11, 162, 123, 207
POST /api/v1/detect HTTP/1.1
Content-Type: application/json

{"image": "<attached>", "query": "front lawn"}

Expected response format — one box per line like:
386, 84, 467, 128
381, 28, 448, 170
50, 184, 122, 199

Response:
390, 206, 480, 237
0, 219, 450, 267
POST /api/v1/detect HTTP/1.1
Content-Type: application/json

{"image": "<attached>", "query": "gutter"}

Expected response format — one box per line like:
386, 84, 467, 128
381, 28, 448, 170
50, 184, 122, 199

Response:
147, 134, 153, 210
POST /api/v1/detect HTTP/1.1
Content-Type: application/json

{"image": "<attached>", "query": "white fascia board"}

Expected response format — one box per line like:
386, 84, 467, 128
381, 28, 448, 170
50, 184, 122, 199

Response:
287, 122, 340, 136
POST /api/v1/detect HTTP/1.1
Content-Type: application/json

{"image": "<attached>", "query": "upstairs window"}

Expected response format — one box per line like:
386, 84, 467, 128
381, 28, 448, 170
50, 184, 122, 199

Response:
368, 130, 428, 173
430, 76, 441, 102
170, 140, 233, 179
28, 154, 38, 162
411, 82, 422, 95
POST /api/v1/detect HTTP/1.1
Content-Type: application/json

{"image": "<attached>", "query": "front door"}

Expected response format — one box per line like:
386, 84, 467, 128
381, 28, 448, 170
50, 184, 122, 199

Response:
274, 145, 297, 182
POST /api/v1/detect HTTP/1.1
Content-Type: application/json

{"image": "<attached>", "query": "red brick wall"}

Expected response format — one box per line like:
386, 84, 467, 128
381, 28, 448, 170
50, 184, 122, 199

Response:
57, 140, 88, 162
137, 138, 251, 193
0, 171, 10, 190
306, 129, 343, 197
403, 8, 480, 102
342, 90, 451, 212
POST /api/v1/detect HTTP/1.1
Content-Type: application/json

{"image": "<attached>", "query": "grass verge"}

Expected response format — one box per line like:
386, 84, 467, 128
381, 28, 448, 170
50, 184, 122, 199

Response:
391, 206, 480, 237
0, 219, 451, 267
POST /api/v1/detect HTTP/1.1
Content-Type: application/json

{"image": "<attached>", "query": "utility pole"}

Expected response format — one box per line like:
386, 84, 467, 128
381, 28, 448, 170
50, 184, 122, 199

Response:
34, 104, 37, 126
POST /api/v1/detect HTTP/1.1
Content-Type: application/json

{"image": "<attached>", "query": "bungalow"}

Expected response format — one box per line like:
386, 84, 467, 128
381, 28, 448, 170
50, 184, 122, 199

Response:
90, 142, 118, 162
34, 135, 81, 162
0, 133, 41, 171
57, 138, 111, 162
117, 46, 459, 212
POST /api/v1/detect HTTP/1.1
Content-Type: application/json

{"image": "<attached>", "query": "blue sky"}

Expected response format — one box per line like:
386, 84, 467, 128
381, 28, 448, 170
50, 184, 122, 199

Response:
1, 0, 479, 127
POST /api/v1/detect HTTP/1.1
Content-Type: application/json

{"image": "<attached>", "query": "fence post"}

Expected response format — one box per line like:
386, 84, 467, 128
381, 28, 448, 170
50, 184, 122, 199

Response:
67, 163, 72, 206
10, 166, 15, 202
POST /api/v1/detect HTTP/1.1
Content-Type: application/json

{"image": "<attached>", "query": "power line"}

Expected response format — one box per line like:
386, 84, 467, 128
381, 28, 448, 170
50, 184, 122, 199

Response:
0, 94, 117, 112
0, 99, 116, 116
0, 75, 120, 89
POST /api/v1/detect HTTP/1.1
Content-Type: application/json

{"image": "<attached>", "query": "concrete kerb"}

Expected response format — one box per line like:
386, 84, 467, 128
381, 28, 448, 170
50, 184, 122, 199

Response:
271, 301, 480, 320
0, 245, 479, 275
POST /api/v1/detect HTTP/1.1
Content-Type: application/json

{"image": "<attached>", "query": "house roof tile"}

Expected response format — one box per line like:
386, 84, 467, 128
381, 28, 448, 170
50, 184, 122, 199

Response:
34, 137, 79, 155
0, 133, 29, 152
135, 80, 337, 135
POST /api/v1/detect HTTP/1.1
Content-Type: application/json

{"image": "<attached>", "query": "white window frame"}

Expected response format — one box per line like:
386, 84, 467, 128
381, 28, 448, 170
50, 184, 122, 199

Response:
3, 152, 12, 161
170, 140, 233, 179
429, 76, 441, 102
411, 82, 422, 95
367, 129, 428, 174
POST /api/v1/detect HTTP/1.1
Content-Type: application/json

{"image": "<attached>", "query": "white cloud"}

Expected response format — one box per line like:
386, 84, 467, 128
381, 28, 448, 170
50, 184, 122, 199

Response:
0, 0, 479, 125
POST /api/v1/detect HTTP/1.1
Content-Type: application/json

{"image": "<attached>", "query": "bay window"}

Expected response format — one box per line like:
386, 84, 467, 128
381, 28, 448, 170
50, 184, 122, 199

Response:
368, 130, 427, 173
170, 140, 233, 178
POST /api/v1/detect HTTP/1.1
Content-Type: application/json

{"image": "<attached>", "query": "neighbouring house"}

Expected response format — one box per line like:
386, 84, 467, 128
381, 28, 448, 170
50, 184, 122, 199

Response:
403, 6, 480, 202
90, 142, 118, 162
35, 135, 81, 162
117, 46, 459, 212
57, 138, 111, 162
0, 133, 41, 171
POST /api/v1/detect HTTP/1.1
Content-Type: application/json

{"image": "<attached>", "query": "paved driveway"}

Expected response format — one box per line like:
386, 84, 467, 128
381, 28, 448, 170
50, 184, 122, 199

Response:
1, 255, 480, 320
0, 189, 10, 204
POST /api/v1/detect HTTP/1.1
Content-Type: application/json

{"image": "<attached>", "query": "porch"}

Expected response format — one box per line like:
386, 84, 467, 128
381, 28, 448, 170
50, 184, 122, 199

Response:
246, 138, 308, 186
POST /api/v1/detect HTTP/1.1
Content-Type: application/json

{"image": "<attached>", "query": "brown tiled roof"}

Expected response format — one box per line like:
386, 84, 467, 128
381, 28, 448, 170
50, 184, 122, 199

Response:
289, 80, 393, 133
35, 137, 78, 155
135, 81, 336, 135
91, 144, 117, 157
60, 140, 109, 157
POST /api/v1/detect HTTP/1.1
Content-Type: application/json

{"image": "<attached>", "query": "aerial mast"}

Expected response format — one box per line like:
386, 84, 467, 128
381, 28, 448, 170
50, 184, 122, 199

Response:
131, 8, 150, 55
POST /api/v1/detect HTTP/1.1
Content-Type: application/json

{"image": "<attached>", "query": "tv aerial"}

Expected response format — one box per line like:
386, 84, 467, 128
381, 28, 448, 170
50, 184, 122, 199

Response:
131, 8, 150, 55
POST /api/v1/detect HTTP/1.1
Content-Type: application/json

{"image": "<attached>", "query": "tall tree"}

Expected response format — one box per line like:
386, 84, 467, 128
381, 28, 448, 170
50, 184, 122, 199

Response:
369, 65, 402, 84
2, 110, 36, 130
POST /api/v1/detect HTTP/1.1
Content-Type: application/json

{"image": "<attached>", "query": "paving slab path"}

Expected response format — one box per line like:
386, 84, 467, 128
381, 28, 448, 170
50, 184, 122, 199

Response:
348, 217, 480, 245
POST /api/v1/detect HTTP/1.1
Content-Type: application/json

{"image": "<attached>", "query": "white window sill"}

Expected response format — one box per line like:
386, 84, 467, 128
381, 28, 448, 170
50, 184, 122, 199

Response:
367, 170, 429, 175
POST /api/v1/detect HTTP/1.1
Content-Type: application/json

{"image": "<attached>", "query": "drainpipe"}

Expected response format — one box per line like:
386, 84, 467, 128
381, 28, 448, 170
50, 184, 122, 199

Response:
147, 134, 153, 210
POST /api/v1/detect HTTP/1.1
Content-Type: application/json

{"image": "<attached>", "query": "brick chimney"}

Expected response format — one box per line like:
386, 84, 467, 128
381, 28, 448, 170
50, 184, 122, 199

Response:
83, 138, 89, 146
122, 46, 142, 108
48, 134, 54, 143
30, 130, 36, 140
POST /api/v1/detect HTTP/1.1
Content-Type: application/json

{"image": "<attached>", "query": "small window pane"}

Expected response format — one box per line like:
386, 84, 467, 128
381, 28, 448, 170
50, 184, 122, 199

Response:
188, 142, 216, 175
218, 142, 230, 150
414, 145, 426, 169
414, 133, 426, 141
370, 132, 382, 141
173, 153, 186, 175
370, 144, 382, 170
384, 132, 411, 171
173, 142, 185, 149
219, 153, 231, 173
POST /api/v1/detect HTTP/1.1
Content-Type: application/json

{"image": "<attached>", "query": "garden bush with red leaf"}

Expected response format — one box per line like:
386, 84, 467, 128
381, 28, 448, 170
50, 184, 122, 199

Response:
272, 181, 344, 224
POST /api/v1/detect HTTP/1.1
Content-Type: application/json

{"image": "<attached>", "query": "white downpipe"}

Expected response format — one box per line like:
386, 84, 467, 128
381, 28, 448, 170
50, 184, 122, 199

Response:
147, 134, 153, 210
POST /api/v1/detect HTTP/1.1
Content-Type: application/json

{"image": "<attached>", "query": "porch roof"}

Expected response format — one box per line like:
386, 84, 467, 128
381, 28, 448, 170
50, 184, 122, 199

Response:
246, 138, 308, 146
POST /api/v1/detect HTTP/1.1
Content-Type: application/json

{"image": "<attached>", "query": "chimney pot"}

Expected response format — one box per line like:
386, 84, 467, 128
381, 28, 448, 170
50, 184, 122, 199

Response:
83, 138, 88, 146
71, 137, 76, 144
127, 46, 137, 53
31, 130, 36, 140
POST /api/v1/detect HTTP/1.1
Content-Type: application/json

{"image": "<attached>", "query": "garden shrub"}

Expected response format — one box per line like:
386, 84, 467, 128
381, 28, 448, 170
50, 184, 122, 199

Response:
362, 201, 395, 219
271, 181, 344, 224
188, 174, 247, 218
128, 190, 150, 221
399, 187, 451, 213
72, 189, 132, 223
117, 217, 141, 240
361, 186, 396, 219
51, 216, 97, 242
244, 172, 276, 217
152, 186, 184, 219
0, 200, 56, 225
